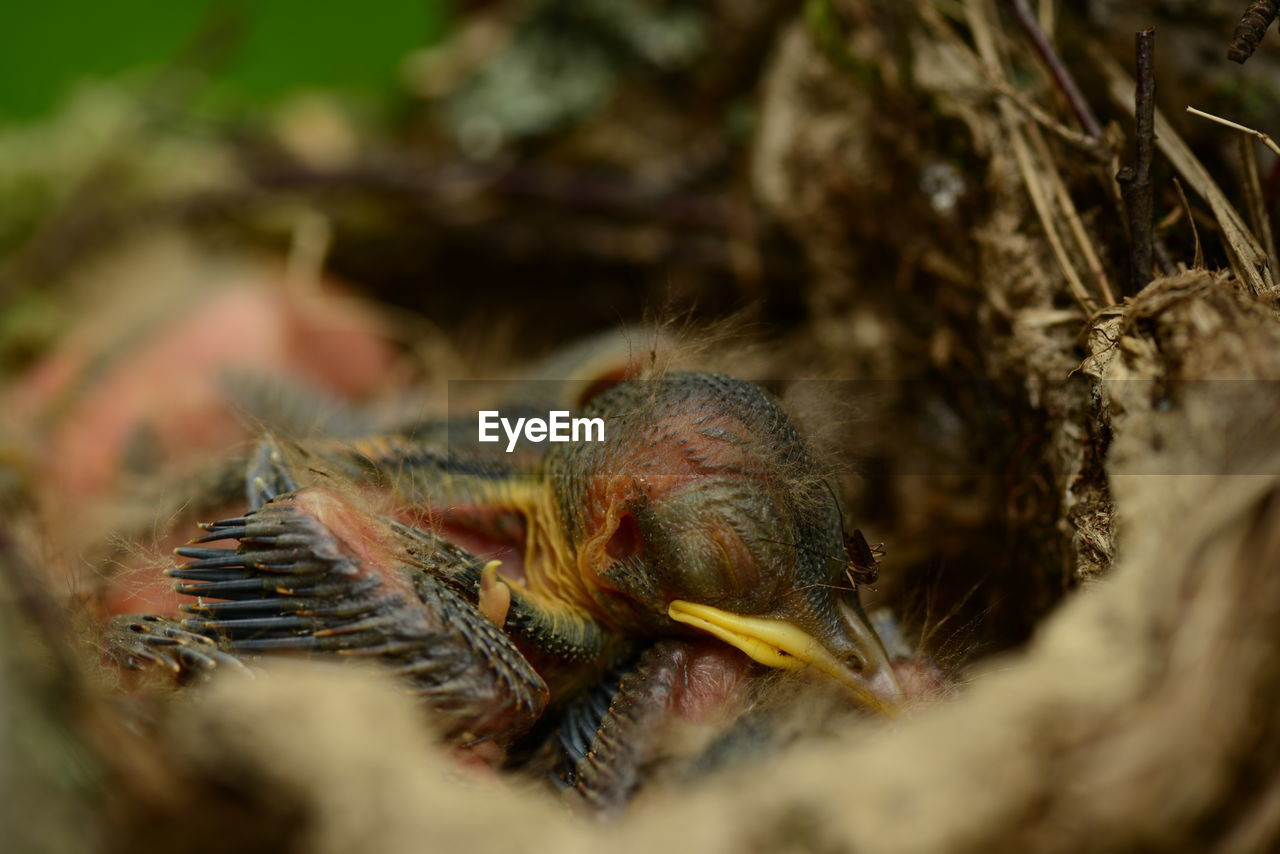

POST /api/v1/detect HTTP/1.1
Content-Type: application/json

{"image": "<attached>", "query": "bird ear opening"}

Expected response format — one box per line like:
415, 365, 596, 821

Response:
606, 512, 644, 562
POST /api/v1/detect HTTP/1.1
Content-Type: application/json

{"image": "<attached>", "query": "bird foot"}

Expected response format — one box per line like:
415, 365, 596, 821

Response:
105, 614, 250, 680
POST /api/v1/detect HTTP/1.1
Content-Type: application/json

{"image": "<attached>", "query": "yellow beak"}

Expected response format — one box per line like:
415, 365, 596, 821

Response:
668, 599, 904, 715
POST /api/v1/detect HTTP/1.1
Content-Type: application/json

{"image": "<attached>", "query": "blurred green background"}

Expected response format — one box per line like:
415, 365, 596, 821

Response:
0, 1, 451, 120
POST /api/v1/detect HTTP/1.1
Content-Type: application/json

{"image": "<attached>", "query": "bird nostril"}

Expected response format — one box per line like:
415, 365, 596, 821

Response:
606, 513, 643, 561
844, 654, 867, 674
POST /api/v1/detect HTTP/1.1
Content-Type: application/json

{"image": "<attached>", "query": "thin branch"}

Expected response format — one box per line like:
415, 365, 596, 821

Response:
1228, 0, 1280, 64
1185, 106, 1280, 158
1096, 42, 1274, 294
1005, 0, 1103, 139
916, 1, 1106, 160
1118, 30, 1156, 295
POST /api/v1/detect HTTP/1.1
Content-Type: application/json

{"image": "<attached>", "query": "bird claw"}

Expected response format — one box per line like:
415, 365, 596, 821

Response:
105, 614, 250, 679
245, 436, 300, 510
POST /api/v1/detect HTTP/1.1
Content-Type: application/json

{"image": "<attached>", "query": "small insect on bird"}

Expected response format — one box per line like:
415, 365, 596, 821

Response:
108, 353, 904, 808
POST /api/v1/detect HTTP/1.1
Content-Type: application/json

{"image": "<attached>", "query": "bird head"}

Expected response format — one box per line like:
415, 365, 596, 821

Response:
546, 372, 903, 713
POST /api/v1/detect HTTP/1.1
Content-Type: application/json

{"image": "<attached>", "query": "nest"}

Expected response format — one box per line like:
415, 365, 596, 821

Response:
4, 1, 1280, 851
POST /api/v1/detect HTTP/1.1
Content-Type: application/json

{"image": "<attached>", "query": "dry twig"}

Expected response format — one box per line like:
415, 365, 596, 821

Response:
1117, 30, 1156, 295
1098, 49, 1277, 296
1005, 0, 1103, 139
917, 1, 1106, 161
1228, 0, 1280, 64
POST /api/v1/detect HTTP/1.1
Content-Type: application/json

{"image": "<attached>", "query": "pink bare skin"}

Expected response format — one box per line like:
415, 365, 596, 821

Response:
8, 267, 403, 514
892, 656, 951, 703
